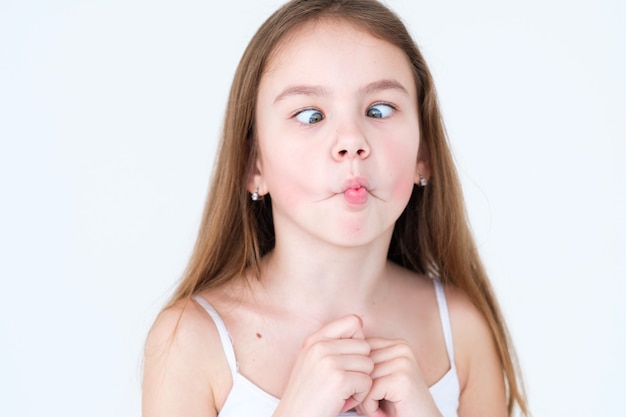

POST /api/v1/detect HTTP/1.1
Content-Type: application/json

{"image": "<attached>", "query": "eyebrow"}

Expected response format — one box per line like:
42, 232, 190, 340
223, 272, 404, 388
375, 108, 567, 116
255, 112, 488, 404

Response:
274, 85, 328, 103
360, 79, 409, 96
273, 79, 409, 104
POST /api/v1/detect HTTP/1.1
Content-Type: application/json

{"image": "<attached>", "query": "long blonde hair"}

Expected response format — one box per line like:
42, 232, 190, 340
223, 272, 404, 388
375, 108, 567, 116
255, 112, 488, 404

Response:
169, 0, 527, 414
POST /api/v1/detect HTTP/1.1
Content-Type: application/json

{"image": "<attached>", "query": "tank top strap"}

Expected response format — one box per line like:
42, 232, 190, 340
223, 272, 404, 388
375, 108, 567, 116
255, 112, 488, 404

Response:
433, 280, 456, 370
193, 295, 238, 378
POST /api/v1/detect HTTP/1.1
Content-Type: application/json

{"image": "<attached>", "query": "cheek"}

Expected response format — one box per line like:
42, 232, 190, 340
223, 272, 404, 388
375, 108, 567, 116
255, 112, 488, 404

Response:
380, 142, 419, 203
261, 148, 321, 204
384, 141, 419, 180
390, 173, 416, 207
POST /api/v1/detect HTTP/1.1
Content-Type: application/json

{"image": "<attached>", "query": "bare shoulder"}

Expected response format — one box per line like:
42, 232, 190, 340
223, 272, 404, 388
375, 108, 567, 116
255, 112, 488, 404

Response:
444, 284, 508, 417
443, 284, 493, 351
142, 296, 231, 417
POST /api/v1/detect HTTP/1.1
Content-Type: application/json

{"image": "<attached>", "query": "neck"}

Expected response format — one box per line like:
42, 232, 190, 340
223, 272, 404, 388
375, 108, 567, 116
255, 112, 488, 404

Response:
257, 233, 393, 322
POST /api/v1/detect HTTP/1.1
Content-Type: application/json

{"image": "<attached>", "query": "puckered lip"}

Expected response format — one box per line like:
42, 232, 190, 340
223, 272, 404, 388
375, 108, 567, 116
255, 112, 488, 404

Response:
342, 177, 370, 192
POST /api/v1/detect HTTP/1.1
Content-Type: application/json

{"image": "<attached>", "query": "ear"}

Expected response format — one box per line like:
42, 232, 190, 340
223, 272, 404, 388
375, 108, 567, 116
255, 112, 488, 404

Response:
414, 139, 432, 185
247, 157, 268, 197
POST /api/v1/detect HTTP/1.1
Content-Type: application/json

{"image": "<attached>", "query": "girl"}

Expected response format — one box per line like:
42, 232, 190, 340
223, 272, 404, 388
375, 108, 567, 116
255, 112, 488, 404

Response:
143, 1, 527, 416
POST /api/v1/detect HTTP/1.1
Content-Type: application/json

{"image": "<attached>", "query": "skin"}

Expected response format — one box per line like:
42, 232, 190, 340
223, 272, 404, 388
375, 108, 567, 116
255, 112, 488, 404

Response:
143, 20, 507, 417
253, 20, 422, 251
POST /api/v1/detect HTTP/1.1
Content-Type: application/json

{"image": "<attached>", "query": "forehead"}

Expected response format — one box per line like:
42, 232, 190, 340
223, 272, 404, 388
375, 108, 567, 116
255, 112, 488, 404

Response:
261, 19, 415, 93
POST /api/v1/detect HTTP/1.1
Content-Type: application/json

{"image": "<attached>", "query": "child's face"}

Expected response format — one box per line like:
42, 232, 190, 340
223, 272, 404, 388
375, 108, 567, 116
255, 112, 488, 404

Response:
253, 20, 423, 248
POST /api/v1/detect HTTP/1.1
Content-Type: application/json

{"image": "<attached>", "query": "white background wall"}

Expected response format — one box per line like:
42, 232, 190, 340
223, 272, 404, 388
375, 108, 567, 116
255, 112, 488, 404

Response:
1, 0, 624, 416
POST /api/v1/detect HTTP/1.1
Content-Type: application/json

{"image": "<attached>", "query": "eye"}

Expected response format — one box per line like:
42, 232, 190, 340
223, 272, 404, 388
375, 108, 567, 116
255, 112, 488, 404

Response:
366, 103, 394, 119
294, 109, 324, 125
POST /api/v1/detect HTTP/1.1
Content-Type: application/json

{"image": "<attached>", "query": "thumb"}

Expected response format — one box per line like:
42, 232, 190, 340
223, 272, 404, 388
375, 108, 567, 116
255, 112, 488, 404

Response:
341, 397, 360, 413
306, 314, 365, 345
357, 403, 387, 417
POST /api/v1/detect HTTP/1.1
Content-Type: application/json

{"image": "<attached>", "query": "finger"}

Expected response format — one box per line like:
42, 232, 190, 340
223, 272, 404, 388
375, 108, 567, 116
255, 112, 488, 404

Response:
352, 324, 365, 340
324, 353, 375, 374
341, 397, 361, 414
326, 314, 363, 339
355, 403, 386, 417
369, 357, 410, 379
368, 358, 424, 405
367, 339, 413, 364
366, 337, 404, 350
341, 370, 374, 410
308, 338, 372, 359
304, 314, 365, 346
361, 404, 389, 417
359, 396, 387, 417
369, 346, 420, 381
360, 377, 391, 417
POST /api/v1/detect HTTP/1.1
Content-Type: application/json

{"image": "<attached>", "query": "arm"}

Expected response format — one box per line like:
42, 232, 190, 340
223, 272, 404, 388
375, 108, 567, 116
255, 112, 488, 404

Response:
142, 300, 229, 417
446, 286, 508, 417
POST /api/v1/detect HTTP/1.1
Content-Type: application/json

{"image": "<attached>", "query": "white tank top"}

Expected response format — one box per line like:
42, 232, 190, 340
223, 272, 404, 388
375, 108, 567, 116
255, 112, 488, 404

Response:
194, 280, 460, 417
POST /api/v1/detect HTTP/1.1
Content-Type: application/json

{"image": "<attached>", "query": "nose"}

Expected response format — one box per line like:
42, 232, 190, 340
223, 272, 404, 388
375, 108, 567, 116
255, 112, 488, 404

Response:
331, 120, 371, 161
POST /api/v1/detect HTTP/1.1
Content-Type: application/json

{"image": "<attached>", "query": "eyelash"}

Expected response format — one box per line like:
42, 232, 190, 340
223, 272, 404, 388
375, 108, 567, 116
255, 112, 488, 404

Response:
367, 102, 396, 119
293, 108, 324, 125
291, 102, 397, 126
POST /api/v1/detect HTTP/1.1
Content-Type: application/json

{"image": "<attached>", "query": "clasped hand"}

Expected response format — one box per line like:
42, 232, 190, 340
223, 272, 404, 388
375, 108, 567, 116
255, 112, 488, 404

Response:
275, 315, 442, 417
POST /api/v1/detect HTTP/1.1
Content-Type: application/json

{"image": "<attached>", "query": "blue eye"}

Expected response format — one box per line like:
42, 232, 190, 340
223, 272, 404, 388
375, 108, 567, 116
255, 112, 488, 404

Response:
295, 109, 324, 124
367, 103, 394, 119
